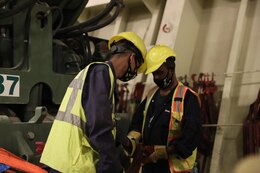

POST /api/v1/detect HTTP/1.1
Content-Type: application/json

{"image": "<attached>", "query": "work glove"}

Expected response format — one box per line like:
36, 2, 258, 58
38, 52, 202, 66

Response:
122, 137, 136, 156
121, 131, 142, 157
142, 145, 168, 164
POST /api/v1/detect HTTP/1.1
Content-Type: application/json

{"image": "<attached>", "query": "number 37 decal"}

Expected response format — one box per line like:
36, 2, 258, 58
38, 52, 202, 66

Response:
0, 74, 20, 97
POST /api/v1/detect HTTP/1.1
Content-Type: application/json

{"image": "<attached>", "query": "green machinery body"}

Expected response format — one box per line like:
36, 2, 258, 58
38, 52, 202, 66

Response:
0, 0, 123, 164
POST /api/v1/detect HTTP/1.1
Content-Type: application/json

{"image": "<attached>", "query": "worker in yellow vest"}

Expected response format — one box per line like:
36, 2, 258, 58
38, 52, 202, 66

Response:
123, 45, 202, 173
40, 31, 147, 173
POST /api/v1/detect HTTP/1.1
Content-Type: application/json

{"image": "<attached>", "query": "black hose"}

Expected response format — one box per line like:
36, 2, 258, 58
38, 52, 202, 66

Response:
56, 0, 118, 36
63, 4, 122, 38
50, 6, 63, 37
84, 33, 92, 65
0, 0, 36, 19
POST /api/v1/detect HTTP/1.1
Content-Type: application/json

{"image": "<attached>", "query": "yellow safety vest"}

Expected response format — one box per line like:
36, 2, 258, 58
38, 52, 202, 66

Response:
142, 82, 200, 173
40, 62, 116, 173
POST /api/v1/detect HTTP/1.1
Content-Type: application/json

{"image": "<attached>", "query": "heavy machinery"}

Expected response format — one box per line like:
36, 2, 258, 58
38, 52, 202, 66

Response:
0, 0, 123, 165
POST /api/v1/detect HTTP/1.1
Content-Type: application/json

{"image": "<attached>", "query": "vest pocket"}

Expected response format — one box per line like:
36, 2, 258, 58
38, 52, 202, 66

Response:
171, 112, 183, 130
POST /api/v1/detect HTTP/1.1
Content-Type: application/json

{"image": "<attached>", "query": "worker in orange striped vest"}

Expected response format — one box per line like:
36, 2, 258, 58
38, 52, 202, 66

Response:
123, 45, 202, 173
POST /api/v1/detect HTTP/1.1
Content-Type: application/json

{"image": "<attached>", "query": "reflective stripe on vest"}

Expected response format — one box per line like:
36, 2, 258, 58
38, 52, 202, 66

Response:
142, 87, 157, 135
56, 62, 115, 134
167, 84, 188, 142
56, 68, 87, 132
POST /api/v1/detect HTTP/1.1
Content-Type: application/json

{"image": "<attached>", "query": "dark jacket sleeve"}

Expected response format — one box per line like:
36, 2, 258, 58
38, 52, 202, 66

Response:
82, 64, 122, 173
170, 90, 202, 159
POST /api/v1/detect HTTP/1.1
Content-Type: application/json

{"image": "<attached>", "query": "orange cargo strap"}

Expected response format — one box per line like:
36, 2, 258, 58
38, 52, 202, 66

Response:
0, 148, 47, 173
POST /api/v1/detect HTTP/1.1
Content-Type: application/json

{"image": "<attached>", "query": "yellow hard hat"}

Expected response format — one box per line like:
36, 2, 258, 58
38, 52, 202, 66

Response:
145, 45, 176, 74
108, 31, 147, 73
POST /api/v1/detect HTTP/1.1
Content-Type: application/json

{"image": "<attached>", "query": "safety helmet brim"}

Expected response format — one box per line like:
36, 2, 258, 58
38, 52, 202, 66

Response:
145, 63, 163, 74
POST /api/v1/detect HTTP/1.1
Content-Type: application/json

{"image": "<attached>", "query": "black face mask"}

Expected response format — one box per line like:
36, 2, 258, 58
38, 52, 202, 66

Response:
154, 69, 173, 89
119, 57, 137, 82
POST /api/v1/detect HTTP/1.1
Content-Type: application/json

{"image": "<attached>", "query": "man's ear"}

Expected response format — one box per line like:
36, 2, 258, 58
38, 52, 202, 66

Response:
128, 52, 133, 62
130, 53, 136, 62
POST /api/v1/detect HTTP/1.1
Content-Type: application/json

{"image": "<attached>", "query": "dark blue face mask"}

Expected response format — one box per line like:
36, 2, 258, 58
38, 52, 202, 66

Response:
153, 69, 173, 89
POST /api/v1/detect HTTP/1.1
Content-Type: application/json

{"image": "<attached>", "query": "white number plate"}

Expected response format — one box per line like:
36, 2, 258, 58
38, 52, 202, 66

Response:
0, 74, 20, 97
